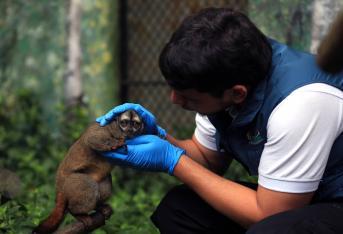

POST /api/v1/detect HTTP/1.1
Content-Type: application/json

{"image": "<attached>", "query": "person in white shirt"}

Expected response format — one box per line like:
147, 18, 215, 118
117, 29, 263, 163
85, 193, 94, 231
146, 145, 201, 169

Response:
98, 8, 343, 234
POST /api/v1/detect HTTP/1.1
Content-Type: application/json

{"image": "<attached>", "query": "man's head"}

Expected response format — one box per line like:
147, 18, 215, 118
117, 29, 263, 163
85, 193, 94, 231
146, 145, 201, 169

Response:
159, 8, 272, 113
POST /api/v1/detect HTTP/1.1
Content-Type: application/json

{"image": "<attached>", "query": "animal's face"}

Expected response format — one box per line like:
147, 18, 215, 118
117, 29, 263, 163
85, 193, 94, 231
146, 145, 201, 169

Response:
117, 110, 144, 138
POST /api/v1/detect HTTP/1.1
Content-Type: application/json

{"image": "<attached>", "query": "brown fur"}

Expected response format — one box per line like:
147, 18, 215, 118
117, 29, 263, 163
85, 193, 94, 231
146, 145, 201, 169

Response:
33, 110, 144, 234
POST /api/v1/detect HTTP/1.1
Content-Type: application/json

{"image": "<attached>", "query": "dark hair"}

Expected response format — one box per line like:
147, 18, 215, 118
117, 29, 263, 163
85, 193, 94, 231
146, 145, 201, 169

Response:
159, 8, 272, 97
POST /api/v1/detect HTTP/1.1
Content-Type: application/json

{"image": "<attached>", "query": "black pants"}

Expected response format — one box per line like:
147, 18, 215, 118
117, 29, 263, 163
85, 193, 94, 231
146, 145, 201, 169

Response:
151, 184, 343, 234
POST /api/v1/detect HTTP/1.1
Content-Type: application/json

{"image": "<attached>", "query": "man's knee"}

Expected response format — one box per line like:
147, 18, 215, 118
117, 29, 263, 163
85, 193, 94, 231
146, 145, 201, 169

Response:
247, 205, 340, 234
247, 211, 303, 234
247, 216, 288, 234
151, 184, 247, 234
248, 217, 336, 234
150, 185, 190, 231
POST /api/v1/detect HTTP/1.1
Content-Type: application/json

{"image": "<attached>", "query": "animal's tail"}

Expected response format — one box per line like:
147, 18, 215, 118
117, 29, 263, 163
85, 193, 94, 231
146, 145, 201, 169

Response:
32, 192, 67, 234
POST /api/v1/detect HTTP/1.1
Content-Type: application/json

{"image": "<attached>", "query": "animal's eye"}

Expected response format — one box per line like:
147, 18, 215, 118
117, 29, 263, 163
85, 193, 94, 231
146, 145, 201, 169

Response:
120, 120, 129, 127
133, 121, 141, 129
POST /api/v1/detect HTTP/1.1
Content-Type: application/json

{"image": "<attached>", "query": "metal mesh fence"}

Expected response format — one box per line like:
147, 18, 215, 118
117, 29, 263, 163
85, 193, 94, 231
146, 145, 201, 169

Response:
119, 0, 311, 137
119, 0, 247, 137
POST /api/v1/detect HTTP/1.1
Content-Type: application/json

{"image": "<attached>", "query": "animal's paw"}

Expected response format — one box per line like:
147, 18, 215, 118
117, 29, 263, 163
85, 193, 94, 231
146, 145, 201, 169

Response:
97, 204, 113, 219
109, 137, 125, 150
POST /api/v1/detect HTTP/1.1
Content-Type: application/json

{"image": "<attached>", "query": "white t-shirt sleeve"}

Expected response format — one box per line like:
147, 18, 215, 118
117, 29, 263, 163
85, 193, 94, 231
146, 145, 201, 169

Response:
194, 113, 218, 151
258, 83, 343, 193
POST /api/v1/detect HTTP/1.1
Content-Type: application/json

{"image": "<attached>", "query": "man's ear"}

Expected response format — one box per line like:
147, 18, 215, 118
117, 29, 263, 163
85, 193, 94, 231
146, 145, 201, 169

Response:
223, 85, 248, 104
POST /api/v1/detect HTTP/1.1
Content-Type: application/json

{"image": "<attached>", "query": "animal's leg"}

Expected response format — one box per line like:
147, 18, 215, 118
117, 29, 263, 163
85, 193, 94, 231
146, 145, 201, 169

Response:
98, 175, 112, 202
63, 173, 99, 215
64, 208, 111, 233
96, 203, 113, 219
72, 203, 112, 232
80, 204, 113, 229
75, 214, 95, 228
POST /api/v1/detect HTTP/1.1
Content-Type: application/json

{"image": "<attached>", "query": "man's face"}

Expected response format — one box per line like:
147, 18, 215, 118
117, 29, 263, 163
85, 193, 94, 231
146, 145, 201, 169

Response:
170, 88, 235, 115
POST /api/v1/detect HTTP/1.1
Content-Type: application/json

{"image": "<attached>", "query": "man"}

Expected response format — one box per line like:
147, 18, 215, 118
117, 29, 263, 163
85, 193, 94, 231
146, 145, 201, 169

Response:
97, 8, 343, 233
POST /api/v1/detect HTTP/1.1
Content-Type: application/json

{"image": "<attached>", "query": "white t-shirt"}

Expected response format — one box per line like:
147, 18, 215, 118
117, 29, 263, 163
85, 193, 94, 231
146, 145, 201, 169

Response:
194, 83, 343, 193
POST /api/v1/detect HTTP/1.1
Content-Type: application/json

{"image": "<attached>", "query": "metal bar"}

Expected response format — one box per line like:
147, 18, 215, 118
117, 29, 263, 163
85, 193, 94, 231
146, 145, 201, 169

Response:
119, 0, 128, 102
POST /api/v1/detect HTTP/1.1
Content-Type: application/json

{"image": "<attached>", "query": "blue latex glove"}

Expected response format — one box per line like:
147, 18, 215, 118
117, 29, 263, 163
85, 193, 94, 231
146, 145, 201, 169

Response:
96, 103, 167, 138
102, 135, 185, 175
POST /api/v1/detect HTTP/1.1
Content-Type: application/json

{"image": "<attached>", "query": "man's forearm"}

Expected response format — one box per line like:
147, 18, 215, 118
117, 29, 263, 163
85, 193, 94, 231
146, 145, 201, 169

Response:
166, 135, 203, 161
173, 155, 313, 228
166, 134, 229, 173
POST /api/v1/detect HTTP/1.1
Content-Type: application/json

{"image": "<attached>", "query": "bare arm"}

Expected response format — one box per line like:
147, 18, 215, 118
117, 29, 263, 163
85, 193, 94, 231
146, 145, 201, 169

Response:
173, 155, 314, 228
166, 134, 231, 174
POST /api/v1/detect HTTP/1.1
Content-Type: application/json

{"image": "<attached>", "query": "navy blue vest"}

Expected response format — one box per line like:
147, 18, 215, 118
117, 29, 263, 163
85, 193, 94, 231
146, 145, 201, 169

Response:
208, 40, 343, 202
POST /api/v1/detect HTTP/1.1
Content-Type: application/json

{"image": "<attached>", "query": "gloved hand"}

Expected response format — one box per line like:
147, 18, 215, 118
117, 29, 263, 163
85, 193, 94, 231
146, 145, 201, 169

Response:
102, 135, 185, 175
96, 103, 167, 138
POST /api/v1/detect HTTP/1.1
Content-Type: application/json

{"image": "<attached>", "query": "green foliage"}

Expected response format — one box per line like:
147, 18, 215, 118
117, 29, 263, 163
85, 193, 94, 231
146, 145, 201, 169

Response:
100, 170, 178, 234
0, 89, 63, 233
0, 89, 60, 184
225, 160, 258, 183
0, 200, 31, 234
249, 0, 313, 51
